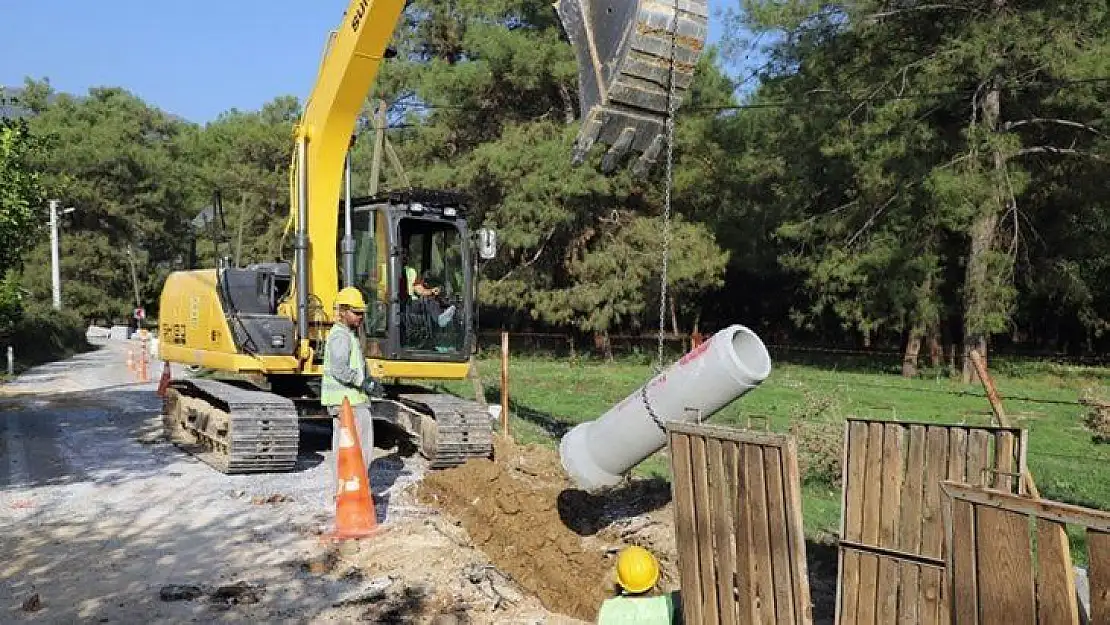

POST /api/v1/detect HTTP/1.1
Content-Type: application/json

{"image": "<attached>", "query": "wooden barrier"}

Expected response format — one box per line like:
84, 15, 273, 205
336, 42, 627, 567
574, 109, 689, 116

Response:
667, 421, 813, 625
835, 419, 1027, 625
942, 481, 1110, 624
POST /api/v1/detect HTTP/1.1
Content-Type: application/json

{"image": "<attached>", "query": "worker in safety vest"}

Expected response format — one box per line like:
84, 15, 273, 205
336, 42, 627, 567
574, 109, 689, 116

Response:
322, 287, 383, 489
597, 546, 676, 624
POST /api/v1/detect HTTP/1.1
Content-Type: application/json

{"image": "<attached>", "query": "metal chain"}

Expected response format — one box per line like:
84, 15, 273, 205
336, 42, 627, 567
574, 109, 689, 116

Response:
656, 0, 679, 373
643, 0, 681, 433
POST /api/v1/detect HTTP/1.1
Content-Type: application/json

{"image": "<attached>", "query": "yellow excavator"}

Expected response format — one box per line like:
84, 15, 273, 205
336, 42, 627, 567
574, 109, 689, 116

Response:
157, 0, 708, 473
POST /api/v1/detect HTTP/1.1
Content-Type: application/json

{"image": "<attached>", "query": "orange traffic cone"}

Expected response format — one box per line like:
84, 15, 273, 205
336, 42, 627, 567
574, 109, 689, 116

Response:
157, 362, 172, 397
330, 397, 378, 540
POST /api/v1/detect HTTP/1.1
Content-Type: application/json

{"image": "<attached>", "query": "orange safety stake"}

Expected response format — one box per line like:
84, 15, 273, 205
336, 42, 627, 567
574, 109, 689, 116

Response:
126, 349, 135, 373
156, 362, 172, 397
139, 341, 149, 383
330, 397, 378, 540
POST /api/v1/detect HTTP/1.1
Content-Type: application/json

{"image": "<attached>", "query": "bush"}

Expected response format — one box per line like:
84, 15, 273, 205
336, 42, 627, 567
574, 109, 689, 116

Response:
1081, 388, 1110, 444
788, 390, 845, 487
1, 305, 91, 372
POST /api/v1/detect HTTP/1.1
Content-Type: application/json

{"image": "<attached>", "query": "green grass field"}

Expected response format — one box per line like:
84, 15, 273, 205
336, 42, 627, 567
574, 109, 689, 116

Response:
431, 351, 1110, 558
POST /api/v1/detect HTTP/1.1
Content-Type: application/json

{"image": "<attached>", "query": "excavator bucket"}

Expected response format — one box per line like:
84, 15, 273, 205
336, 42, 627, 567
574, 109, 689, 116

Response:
556, 0, 708, 176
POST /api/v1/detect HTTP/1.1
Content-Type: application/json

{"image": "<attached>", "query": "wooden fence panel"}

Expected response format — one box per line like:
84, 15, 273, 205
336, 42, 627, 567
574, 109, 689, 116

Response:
667, 421, 813, 625
836, 419, 1027, 625
942, 482, 1110, 624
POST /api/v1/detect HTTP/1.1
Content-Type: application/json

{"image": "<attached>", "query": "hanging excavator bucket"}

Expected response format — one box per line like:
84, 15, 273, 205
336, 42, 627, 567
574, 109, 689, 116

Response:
556, 0, 708, 176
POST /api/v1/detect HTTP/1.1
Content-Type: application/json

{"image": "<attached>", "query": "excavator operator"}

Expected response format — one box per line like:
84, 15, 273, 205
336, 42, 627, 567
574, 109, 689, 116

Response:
322, 287, 384, 489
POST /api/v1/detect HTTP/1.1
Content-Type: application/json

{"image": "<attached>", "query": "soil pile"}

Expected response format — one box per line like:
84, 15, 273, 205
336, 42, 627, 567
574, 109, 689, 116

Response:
420, 440, 615, 621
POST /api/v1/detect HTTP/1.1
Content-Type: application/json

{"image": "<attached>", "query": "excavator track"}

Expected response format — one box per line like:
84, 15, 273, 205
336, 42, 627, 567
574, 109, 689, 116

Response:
397, 393, 494, 469
162, 379, 299, 474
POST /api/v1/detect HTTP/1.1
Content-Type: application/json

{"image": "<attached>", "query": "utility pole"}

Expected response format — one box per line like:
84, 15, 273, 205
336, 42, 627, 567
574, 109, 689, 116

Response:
49, 200, 75, 310
369, 99, 387, 196
125, 245, 142, 311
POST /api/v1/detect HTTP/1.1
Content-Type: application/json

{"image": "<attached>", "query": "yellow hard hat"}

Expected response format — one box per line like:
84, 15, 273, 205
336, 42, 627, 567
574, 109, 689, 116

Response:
615, 546, 659, 594
335, 287, 367, 312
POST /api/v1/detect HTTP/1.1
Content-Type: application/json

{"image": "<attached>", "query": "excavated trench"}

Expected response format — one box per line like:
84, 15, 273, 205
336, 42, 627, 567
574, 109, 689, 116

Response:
419, 439, 674, 622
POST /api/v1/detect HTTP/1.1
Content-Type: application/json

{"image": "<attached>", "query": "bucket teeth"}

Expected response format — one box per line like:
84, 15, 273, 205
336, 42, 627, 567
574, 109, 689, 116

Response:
557, 0, 708, 174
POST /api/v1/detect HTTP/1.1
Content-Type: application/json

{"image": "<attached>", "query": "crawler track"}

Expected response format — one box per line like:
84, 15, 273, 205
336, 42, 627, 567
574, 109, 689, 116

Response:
397, 393, 494, 469
162, 379, 299, 473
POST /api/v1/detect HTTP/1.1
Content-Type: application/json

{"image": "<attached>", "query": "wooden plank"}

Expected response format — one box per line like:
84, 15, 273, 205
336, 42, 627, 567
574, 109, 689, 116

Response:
763, 446, 797, 624
994, 431, 1016, 492
845, 417, 1021, 434
941, 482, 1110, 533
966, 429, 991, 488
747, 442, 776, 625
1088, 529, 1110, 621
918, 426, 950, 625
947, 498, 979, 625
1035, 518, 1079, 625
838, 421, 869, 625
667, 420, 793, 447
670, 432, 704, 625
708, 438, 738, 625
781, 437, 814, 625
898, 424, 927, 625
940, 427, 968, 625
856, 422, 886, 625
876, 423, 904, 623
975, 507, 1036, 625
691, 435, 719, 625
730, 442, 757, 624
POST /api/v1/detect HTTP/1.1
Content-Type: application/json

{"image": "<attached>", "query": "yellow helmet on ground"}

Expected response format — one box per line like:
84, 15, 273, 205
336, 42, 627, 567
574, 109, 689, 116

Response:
615, 546, 659, 594
334, 287, 367, 312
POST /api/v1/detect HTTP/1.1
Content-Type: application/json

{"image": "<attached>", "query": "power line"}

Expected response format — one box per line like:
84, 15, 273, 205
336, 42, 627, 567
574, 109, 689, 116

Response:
691, 76, 1110, 112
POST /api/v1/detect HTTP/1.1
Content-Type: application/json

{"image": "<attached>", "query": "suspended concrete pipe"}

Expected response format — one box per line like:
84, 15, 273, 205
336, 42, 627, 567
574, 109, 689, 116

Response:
559, 324, 772, 491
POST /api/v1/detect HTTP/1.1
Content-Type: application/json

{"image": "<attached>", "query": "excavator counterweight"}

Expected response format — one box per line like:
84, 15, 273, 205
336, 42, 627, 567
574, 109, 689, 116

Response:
556, 0, 708, 175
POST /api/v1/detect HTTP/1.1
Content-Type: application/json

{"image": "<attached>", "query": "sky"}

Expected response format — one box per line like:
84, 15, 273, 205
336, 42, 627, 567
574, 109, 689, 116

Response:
0, 0, 740, 125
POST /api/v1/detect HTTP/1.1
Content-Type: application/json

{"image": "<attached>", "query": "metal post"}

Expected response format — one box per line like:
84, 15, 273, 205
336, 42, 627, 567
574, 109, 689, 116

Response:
6, 346, 13, 376
341, 150, 355, 287
49, 200, 61, 310
294, 135, 310, 345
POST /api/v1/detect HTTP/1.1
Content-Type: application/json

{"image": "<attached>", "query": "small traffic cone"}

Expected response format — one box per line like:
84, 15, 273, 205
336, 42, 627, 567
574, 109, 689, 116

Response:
157, 362, 172, 397
330, 397, 378, 540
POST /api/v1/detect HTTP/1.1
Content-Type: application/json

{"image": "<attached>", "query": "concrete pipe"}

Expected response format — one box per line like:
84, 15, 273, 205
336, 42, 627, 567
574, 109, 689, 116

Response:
559, 324, 772, 491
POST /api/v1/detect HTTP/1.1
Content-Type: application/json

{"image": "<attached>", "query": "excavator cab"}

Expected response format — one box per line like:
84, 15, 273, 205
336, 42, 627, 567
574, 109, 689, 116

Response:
556, 0, 708, 175
342, 189, 474, 363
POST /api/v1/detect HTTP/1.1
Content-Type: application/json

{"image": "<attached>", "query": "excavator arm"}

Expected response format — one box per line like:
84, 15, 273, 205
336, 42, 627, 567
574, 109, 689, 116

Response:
285, 0, 407, 357
285, 0, 707, 356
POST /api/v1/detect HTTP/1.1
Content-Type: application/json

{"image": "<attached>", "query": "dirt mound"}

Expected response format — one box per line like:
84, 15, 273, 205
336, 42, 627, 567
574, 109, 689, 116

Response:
420, 440, 618, 621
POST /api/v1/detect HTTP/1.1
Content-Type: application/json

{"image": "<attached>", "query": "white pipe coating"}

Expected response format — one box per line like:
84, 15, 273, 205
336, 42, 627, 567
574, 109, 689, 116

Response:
559, 324, 772, 491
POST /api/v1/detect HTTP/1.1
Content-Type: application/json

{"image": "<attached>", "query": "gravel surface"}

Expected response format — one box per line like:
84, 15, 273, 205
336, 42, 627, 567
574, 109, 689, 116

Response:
0, 337, 434, 623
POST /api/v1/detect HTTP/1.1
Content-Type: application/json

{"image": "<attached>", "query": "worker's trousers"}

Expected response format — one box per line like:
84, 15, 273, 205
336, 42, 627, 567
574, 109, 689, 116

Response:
327, 403, 374, 493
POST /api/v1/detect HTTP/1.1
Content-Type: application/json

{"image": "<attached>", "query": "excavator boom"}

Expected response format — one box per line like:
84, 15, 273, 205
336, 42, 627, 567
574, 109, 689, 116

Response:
556, 0, 709, 175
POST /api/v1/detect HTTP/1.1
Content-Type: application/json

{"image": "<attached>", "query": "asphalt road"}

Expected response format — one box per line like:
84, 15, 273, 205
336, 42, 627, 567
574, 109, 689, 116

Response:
0, 337, 427, 624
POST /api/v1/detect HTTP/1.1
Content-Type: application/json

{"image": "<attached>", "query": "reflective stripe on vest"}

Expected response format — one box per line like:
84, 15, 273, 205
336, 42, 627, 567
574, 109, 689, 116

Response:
321, 323, 368, 407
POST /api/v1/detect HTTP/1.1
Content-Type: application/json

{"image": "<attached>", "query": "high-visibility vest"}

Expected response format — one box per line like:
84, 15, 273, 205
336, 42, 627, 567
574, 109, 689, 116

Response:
321, 323, 368, 407
405, 266, 418, 299
596, 594, 675, 624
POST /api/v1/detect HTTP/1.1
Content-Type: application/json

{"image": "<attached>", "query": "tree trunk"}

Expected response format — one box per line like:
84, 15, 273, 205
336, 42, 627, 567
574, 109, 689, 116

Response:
961, 80, 1005, 384
669, 296, 679, 337
927, 325, 943, 368
902, 323, 925, 378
